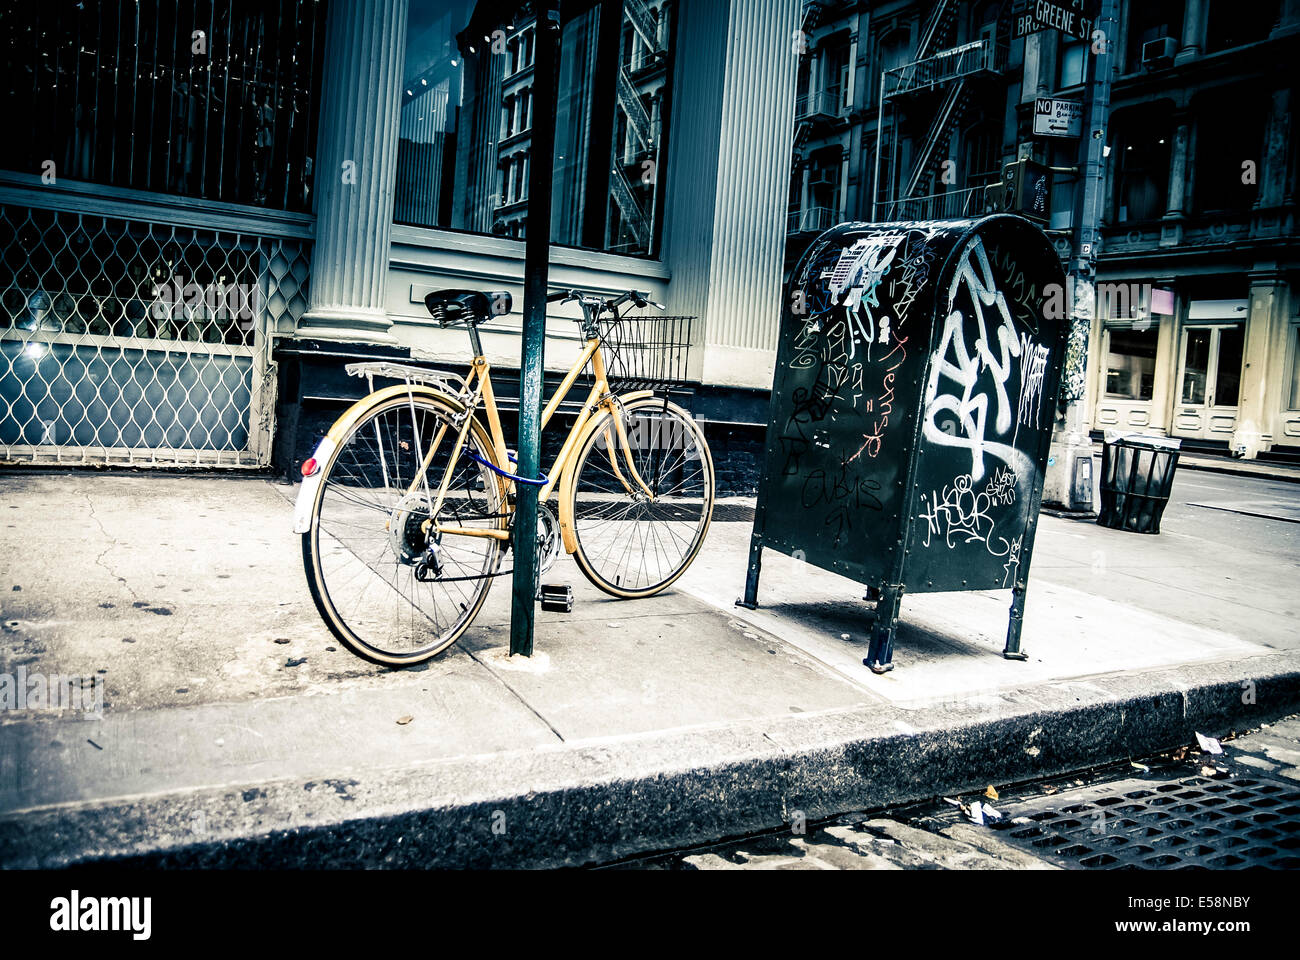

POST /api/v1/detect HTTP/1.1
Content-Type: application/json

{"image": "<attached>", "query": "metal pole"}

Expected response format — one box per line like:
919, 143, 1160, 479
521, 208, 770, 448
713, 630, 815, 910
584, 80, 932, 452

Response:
1046, 0, 1115, 511
510, 1, 559, 658
872, 66, 884, 221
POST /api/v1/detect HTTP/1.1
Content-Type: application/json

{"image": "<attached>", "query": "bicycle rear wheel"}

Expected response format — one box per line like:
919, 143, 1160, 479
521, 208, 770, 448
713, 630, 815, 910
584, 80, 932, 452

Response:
567, 396, 714, 598
302, 393, 507, 665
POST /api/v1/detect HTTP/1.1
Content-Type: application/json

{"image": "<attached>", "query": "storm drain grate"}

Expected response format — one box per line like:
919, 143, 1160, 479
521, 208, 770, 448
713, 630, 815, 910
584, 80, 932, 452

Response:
986, 776, 1300, 869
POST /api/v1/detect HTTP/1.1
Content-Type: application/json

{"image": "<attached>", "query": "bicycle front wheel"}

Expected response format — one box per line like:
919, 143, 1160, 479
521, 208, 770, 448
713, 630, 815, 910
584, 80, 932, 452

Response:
302, 393, 508, 665
567, 395, 715, 598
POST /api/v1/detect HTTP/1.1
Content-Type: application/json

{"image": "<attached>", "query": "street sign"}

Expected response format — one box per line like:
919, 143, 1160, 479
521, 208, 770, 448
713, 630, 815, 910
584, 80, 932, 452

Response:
1034, 97, 1082, 138
1013, 0, 1098, 42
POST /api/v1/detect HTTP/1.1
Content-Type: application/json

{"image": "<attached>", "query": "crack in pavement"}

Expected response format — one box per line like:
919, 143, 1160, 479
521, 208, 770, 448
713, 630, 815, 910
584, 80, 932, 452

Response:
85, 493, 140, 603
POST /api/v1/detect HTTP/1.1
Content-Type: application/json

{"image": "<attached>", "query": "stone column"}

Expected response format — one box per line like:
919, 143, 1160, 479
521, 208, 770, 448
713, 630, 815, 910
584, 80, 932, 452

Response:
1160, 117, 1190, 246
1253, 87, 1295, 238
297, 0, 409, 343
1148, 277, 1178, 437
1175, 0, 1207, 64
1233, 269, 1290, 458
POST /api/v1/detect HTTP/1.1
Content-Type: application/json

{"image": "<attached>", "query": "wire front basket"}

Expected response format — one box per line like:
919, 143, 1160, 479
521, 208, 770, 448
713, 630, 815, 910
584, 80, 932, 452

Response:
596, 314, 697, 393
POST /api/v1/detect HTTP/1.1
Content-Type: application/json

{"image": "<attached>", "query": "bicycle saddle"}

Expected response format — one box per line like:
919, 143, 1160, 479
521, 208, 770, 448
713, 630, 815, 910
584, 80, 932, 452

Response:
423, 288, 512, 327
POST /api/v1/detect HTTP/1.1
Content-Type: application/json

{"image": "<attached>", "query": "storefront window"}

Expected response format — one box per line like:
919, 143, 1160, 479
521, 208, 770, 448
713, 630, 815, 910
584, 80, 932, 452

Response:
1105, 326, 1158, 401
1, 1, 328, 212
395, 0, 673, 258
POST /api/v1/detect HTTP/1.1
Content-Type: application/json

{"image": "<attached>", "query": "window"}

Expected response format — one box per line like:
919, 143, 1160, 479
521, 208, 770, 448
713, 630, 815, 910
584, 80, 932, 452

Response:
1194, 90, 1265, 213
807, 149, 841, 217
823, 37, 850, 112
0, 1, 327, 212
877, 27, 911, 101
394, 0, 674, 258
1058, 38, 1086, 88
1105, 326, 1159, 401
1206, 0, 1279, 52
1114, 113, 1172, 222
962, 123, 1001, 188
1125, 0, 1183, 72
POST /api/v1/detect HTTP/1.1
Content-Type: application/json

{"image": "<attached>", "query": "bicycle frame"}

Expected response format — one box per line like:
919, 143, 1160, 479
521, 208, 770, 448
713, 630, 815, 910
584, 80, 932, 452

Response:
414, 334, 658, 552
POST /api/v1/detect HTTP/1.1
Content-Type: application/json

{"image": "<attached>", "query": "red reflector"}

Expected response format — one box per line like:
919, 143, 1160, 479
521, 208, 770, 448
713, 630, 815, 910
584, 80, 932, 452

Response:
301, 457, 318, 477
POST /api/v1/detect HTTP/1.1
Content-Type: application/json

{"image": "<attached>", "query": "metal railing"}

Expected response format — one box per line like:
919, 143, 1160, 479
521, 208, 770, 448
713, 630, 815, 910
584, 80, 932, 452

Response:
883, 39, 1005, 98
0, 200, 310, 466
787, 206, 836, 234
880, 184, 991, 222
795, 90, 847, 121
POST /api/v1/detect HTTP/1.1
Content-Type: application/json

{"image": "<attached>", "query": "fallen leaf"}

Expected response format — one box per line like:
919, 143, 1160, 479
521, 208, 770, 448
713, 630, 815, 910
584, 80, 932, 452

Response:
396, 715, 414, 725
984, 784, 999, 800
1171, 746, 1189, 761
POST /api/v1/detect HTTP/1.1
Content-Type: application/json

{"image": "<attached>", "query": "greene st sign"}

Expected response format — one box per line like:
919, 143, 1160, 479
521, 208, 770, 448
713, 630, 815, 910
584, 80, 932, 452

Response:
1013, 0, 1100, 42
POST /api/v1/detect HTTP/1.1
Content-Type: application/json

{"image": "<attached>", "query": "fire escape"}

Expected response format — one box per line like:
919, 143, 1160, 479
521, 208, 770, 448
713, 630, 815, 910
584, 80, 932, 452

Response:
872, 0, 1003, 221
610, 0, 665, 253
789, 0, 850, 237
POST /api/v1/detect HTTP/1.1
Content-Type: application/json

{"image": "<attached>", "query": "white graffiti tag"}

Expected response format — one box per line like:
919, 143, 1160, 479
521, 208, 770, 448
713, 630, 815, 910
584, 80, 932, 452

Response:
823, 234, 902, 360
917, 473, 1015, 556
922, 236, 1040, 482
1016, 332, 1051, 433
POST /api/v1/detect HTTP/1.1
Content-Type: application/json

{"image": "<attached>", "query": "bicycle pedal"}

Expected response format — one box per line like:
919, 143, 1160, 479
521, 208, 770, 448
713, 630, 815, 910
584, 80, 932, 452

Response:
539, 583, 573, 613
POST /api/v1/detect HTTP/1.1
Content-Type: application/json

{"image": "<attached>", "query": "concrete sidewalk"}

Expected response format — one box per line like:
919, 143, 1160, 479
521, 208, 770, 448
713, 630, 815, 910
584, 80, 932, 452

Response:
1, 471, 1298, 867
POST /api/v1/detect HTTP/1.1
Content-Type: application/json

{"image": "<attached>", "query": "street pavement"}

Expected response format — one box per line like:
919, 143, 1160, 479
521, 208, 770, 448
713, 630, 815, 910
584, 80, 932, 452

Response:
0, 465, 1297, 867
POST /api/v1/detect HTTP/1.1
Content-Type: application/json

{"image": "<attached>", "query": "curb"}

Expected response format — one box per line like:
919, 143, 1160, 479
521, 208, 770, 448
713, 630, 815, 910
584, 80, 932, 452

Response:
1179, 459, 1300, 485
3, 655, 1297, 869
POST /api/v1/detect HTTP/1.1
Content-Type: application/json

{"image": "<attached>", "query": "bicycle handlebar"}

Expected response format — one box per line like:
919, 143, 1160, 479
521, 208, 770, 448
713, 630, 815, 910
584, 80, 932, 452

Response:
545, 288, 665, 313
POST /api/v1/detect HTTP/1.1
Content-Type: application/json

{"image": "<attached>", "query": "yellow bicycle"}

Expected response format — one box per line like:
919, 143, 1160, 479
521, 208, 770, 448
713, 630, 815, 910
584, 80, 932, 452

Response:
294, 287, 715, 665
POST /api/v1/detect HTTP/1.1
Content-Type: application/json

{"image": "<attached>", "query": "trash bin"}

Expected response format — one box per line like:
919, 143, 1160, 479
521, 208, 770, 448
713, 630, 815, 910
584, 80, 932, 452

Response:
739, 214, 1068, 673
1097, 431, 1181, 534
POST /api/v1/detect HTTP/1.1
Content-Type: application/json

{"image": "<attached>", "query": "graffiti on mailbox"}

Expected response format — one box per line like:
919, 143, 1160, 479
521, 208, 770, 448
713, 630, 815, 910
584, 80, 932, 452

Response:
775, 221, 961, 548
921, 234, 1053, 485
783, 223, 946, 464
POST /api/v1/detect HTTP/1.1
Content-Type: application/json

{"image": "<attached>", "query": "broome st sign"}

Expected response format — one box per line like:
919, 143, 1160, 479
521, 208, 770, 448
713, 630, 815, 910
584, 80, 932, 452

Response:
1013, 0, 1099, 41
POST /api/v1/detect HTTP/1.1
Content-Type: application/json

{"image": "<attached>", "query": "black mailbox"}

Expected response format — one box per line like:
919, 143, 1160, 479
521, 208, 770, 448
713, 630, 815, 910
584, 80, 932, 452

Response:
740, 215, 1068, 673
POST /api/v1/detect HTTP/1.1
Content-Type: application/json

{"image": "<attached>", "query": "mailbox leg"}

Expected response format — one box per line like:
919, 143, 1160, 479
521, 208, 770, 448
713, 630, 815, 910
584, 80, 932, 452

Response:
736, 536, 762, 609
1003, 579, 1029, 661
864, 584, 902, 674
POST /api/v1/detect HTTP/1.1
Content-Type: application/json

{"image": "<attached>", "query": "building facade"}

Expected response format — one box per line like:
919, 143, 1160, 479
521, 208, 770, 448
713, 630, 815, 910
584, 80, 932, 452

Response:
0, 0, 798, 485
1, 0, 1296, 484
788, 0, 1300, 460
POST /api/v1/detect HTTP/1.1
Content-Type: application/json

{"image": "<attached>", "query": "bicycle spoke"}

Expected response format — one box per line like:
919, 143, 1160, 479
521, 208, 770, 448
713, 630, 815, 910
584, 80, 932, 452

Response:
570, 401, 713, 594
309, 397, 504, 661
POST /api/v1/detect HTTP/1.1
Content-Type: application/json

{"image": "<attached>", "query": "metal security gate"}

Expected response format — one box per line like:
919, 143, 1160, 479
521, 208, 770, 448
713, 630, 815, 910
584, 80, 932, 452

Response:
0, 201, 310, 466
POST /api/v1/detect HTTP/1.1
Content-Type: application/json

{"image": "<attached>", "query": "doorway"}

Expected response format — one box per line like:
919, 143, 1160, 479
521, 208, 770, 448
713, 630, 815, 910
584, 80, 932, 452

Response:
1172, 323, 1244, 441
